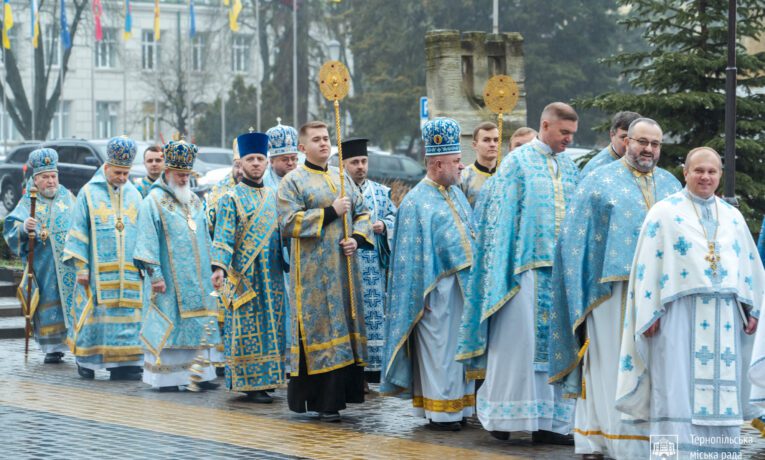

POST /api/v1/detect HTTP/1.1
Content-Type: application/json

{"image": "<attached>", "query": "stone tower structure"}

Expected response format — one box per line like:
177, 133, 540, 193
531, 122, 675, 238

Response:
425, 30, 526, 164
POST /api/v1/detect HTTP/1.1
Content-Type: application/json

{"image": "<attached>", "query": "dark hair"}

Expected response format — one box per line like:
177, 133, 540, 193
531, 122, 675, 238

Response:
610, 111, 641, 134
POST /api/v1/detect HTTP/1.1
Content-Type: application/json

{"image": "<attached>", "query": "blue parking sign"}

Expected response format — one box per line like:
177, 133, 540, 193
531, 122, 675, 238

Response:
420, 97, 429, 119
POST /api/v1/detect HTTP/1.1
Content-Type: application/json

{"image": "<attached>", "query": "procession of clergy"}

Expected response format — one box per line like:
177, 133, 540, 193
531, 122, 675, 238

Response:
7, 101, 765, 459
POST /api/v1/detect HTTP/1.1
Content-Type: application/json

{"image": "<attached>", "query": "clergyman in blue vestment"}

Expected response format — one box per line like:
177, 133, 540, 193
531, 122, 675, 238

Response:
4, 148, 76, 363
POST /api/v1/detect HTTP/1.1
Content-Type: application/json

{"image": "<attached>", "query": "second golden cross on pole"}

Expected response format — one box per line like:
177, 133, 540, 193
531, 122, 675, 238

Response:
318, 60, 358, 320
483, 74, 519, 165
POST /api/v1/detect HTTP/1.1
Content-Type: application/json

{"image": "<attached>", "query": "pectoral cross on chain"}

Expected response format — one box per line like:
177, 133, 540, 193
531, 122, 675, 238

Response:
705, 241, 720, 275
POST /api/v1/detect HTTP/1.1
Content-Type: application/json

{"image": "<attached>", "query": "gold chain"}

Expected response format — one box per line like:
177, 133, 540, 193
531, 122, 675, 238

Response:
689, 195, 720, 275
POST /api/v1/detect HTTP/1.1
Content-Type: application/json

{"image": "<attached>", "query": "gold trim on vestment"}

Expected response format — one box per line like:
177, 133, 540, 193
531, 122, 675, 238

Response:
85, 314, 141, 325
546, 156, 566, 237
63, 248, 88, 265
140, 303, 174, 358
514, 260, 553, 276
465, 369, 486, 381
293, 211, 305, 238
303, 333, 367, 353
100, 280, 142, 291
212, 241, 233, 255
479, 284, 520, 324
84, 184, 142, 308
573, 429, 649, 442
143, 360, 193, 373
608, 144, 619, 160
68, 229, 89, 244
412, 394, 476, 413
471, 163, 492, 178
38, 323, 67, 336
599, 275, 629, 283
68, 343, 143, 358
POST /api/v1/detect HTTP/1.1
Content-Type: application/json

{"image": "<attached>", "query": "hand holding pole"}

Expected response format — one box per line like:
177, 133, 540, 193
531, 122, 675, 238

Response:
24, 186, 38, 357
318, 60, 357, 320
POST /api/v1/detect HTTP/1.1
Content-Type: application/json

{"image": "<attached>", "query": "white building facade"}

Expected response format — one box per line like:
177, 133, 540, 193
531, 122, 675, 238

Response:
1, 0, 260, 146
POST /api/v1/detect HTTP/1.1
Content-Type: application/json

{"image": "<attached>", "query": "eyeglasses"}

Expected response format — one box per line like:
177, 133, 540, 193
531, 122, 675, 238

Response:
629, 137, 661, 149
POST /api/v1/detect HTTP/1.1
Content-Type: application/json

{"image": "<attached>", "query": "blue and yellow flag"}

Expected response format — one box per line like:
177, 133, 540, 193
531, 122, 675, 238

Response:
2, 0, 13, 49
153, 0, 160, 41
189, 0, 196, 38
60, 0, 71, 49
30, 0, 40, 48
229, 0, 242, 32
123, 0, 132, 40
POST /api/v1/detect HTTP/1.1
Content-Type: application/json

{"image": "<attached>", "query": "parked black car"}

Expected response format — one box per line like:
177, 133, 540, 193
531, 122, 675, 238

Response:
0, 139, 216, 212
328, 150, 425, 186
0, 141, 43, 212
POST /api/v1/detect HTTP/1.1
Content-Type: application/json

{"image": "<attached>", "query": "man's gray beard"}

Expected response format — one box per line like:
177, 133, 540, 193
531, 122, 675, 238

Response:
169, 181, 192, 205
39, 186, 57, 199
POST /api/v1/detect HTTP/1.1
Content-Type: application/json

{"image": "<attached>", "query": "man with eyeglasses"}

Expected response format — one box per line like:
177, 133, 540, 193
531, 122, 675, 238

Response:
580, 111, 641, 178
549, 118, 680, 459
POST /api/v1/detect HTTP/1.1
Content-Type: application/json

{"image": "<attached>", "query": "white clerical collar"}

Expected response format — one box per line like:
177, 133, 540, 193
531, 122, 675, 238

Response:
531, 137, 555, 157
683, 187, 715, 206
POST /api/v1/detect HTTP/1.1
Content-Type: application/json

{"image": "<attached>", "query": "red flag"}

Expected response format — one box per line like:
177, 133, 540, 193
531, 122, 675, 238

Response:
92, 0, 103, 41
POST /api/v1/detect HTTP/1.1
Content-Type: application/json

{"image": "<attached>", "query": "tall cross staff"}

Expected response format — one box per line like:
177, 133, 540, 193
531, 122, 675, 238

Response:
318, 60, 357, 320
483, 74, 519, 166
24, 187, 39, 356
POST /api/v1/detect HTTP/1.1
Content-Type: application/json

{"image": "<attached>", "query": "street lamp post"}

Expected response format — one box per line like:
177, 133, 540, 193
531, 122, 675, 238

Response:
723, 0, 737, 205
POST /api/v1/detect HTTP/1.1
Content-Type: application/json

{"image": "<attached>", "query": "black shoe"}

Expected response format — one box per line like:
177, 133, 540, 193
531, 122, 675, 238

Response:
196, 380, 220, 390
44, 352, 64, 364
319, 411, 341, 423
158, 386, 180, 392
427, 421, 461, 432
77, 364, 95, 379
532, 430, 574, 445
108, 367, 143, 381
490, 430, 510, 441
215, 367, 225, 377
245, 390, 273, 404
581, 454, 604, 460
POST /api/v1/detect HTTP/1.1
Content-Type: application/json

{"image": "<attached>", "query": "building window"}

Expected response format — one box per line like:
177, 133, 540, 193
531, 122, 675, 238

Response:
142, 102, 154, 142
231, 35, 251, 73
142, 30, 160, 71
95, 29, 117, 68
44, 26, 60, 67
49, 101, 71, 139
142, 115, 155, 142
1, 106, 22, 143
96, 102, 118, 138
192, 33, 206, 72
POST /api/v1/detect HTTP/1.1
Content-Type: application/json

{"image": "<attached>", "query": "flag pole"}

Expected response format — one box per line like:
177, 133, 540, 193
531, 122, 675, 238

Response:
2, 35, 7, 152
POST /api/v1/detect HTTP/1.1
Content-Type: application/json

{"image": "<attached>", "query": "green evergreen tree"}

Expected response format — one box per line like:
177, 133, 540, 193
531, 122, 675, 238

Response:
193, 77, 258, 147
579, 0, 765, 231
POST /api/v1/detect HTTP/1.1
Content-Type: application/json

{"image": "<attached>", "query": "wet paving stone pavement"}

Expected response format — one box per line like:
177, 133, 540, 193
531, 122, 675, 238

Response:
2, 339, 764, 459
